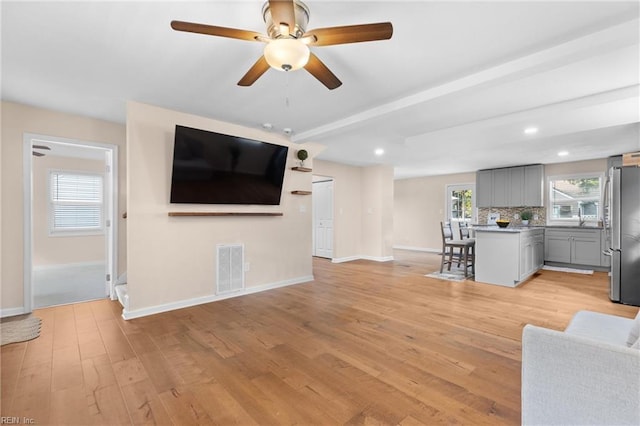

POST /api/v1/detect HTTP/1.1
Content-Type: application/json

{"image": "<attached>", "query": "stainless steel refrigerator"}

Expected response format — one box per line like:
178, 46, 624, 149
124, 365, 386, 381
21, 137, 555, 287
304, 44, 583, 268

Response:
605, 166, 640, 306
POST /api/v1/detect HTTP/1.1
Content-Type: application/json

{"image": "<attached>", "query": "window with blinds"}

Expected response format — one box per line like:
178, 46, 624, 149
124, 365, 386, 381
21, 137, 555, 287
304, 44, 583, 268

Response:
49, 170, 104, 235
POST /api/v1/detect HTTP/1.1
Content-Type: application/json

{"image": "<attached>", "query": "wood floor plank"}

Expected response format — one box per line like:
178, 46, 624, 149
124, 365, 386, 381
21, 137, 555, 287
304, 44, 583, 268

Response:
86, 383, 132, 425
96, 319, 136, 363
49, 385, 91, 425
158, 386, 214, 425
119, 378, 173, 425
6, 250, 636, 425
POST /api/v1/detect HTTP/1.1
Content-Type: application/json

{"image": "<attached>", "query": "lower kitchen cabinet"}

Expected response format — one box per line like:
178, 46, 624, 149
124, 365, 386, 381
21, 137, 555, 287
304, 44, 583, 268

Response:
544, 228, 603, 267
475, 228, 544, 287
520, 230, 545, 281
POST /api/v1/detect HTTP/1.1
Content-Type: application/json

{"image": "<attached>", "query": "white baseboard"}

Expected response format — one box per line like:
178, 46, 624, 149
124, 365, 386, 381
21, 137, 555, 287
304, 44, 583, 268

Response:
331, 256, 361, 263
1, 307, 27, 318
121, 275, 314, 320
332, 255, 394, 263
393, 245, 440, 253
360, 255, 394, 262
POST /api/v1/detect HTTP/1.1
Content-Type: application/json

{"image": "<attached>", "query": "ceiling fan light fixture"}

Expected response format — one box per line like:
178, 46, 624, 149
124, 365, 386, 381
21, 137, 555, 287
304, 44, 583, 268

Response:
264, 38, 310, 72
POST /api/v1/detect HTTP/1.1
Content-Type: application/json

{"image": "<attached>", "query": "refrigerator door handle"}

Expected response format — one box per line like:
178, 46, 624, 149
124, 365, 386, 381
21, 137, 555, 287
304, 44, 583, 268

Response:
602, 249, 612, 257
610, 250, 621, 302
611, 167, 622, 250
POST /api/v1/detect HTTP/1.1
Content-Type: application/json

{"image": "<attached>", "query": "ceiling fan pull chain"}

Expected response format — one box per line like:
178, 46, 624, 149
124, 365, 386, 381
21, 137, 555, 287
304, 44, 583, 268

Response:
285, 71, 290, 108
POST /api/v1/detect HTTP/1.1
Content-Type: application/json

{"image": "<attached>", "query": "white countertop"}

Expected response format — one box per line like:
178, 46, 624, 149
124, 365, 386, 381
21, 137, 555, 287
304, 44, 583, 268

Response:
472, 225, 544, 233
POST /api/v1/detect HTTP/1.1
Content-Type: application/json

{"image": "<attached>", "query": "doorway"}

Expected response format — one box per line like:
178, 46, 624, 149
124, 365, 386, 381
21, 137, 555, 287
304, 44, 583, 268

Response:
312, 176, 334, 259
23, 134, 118, 311
445, 183, 476, 236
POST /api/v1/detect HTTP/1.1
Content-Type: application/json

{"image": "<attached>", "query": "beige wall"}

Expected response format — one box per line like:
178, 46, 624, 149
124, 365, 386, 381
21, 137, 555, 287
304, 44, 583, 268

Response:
313, 160, 394, 261
1, 101, 126, 312
394, 172, 476, 251
313, 160, 363, 259
394, 159, 611, 251
32, 155, 105, 266
361, 165, 395, 259
125, 102, 313, 314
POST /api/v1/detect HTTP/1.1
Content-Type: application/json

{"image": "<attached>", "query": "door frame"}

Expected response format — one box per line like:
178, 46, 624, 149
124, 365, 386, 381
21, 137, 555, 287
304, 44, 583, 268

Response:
312, 175, 334, 259
23, 133, 119, 312
445, 183, 476, 224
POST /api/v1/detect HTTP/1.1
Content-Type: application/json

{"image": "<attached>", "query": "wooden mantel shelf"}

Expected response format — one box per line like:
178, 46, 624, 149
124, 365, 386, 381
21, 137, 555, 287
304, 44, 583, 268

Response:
291, 166, 312, 172
291, 190, 312, 195
168, 212, 283, 217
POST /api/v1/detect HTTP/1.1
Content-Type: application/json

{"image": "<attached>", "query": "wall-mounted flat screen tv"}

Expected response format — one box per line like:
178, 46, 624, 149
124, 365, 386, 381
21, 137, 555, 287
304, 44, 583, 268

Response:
170, 125, 289, 205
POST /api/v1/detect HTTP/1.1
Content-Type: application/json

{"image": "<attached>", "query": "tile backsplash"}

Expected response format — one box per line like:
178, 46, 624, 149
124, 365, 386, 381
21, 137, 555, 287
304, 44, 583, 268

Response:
478, 207, 546, 226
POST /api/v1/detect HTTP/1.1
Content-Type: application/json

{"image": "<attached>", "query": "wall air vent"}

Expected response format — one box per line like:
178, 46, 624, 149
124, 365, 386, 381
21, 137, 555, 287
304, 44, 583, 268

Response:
217, 244, 245, 294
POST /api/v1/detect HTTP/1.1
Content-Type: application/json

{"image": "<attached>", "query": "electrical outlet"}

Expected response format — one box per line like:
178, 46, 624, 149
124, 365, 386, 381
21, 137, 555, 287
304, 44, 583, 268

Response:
534, 214, 539, 220
244, 262, 250, 272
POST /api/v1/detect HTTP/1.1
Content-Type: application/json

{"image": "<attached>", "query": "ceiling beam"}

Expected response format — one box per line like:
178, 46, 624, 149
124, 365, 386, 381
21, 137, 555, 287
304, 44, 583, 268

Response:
293, 18, 639, 143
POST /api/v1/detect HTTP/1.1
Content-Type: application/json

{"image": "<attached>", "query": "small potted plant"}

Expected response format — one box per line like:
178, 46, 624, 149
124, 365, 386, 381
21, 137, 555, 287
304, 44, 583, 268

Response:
297, 149, 308, 167
521, 209, 533, 225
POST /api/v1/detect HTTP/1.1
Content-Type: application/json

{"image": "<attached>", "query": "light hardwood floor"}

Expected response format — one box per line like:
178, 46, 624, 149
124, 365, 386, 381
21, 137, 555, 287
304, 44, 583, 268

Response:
1, 250, 637, 425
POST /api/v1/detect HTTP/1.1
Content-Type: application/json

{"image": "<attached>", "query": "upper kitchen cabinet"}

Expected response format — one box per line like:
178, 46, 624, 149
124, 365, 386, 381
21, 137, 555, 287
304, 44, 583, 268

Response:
523, 165, 544, 206
492, 168, 511, 207
476, 169, 493, 208
476, 164, 544, 208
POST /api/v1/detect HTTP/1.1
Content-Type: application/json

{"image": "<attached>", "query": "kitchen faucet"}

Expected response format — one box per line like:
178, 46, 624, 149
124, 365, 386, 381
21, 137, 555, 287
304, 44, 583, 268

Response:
578, 206, 585, 226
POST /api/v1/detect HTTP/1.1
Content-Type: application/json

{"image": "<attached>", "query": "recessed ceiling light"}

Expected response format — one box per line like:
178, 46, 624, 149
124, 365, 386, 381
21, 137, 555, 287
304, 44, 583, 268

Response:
262, 123, 273, 130
374, 148, 384, 156
558, 151, 569, 157
524, 127, 538, 135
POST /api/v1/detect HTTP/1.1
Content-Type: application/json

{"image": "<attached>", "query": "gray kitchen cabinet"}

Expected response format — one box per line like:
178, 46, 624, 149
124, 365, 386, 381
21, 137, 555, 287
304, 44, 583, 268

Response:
523, 165, 544, 207
519, 229, 545, 281
476, 169, 493, 208
476, 228, 544, 287
544, 228, 602, 267
545, 231, 572, 263
476, 164, 544, 208
492, 168, 511, 207
509, 167, 525, 207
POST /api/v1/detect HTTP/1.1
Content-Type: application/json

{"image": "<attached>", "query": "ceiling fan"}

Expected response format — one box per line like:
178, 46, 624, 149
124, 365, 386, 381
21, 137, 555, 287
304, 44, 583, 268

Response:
171, 0, 393, 90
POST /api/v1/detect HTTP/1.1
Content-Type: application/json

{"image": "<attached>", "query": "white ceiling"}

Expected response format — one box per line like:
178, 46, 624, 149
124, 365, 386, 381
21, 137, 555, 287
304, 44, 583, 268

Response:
3, 1, 639, 178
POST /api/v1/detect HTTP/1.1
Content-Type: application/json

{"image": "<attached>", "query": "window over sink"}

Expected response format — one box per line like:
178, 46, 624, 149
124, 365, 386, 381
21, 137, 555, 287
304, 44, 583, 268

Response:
547, 173, 604, 225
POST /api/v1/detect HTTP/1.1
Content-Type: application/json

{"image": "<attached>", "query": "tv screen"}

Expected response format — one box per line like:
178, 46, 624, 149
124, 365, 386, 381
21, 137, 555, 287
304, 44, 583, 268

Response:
170, 125, 289, 205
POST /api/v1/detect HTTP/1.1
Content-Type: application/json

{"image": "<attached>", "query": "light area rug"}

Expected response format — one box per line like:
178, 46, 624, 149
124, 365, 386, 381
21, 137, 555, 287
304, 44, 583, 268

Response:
542, 265, 594, 275
1, 314, 42, 346
425, 269, 473, 282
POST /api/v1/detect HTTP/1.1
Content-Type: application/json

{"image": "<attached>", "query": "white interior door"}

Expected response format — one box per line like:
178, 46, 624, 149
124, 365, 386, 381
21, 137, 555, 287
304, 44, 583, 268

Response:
313, 179, 334, 259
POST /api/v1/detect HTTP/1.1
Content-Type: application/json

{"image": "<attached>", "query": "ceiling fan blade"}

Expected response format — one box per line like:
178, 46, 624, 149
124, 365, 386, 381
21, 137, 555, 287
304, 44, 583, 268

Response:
32, 151, 45, 157
268, 0, 296, 35
238, 56, 271, 87
305, 22, 393, 47
33, 144, 51, 150
171, 20, 263, 42
304, 53, 342, 90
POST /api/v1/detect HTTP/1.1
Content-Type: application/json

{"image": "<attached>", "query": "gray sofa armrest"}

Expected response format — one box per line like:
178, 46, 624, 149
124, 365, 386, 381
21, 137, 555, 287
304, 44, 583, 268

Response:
522, 324, 640, 426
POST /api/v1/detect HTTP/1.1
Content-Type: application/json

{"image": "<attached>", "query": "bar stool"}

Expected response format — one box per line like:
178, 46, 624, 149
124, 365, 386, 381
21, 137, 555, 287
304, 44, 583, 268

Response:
439, 222, 475, 277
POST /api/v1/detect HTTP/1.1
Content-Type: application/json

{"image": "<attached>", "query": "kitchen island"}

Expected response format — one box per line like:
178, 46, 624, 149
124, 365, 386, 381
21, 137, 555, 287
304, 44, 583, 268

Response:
474, 226, 544, 287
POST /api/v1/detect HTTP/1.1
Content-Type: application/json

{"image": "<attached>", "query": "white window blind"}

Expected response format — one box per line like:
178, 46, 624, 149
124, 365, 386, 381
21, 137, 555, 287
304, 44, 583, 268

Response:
50, 171, 104, 234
